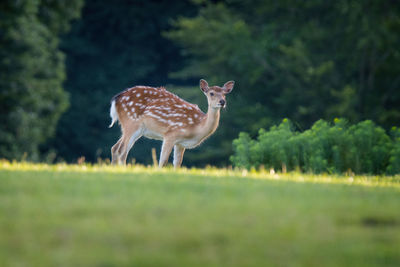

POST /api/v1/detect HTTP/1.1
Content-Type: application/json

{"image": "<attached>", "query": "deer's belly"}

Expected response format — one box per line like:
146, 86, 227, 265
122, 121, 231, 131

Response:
178, 138, 202, 149
143, 128, 163, 141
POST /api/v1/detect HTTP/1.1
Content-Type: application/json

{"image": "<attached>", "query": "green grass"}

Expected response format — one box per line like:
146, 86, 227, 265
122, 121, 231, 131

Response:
1, 162, 400, 266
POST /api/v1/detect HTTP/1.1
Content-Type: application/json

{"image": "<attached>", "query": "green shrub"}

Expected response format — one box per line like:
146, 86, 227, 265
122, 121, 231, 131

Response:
254, 119, 296, 171
347, 121, 392, 174
231, 118, 398, 175
230, 132, 255, 169
387, 127, 400, 175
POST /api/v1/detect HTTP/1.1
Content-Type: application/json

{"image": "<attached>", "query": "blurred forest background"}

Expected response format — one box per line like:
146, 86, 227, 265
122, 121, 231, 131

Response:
1, 0, 399, 167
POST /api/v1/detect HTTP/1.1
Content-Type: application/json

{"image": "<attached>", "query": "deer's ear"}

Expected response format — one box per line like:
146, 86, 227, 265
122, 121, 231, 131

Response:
200, 79, 209, 93
223, 81, 235, 94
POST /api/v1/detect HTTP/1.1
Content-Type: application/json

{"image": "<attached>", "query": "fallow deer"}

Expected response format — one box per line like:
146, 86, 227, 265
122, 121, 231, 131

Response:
109, 79, 234, 168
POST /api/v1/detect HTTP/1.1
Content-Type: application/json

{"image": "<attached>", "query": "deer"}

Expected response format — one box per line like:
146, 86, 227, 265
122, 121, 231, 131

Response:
109, 79, 234, 168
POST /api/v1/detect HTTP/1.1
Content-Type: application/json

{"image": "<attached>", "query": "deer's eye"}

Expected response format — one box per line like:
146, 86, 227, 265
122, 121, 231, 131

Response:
210, 92, 214, 96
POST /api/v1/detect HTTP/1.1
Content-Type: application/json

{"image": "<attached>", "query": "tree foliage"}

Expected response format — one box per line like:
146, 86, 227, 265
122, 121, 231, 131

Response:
168, 0, 400, 126
0, 0, 83, 160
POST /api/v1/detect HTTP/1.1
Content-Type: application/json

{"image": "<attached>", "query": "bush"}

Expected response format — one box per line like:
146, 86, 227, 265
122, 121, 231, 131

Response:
231, 119, 399, 175
387, 127, 400, 175
347, 121, 392, 174
230, 132, 255, 169
254, 119, 296, 172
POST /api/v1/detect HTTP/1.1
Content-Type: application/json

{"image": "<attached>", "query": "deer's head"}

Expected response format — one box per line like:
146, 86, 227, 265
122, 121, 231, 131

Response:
200, 79, 234, 109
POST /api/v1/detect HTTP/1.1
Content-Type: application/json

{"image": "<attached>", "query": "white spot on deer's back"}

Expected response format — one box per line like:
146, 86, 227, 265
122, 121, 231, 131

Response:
128, 101, 133, 106
136, 93, 141, 97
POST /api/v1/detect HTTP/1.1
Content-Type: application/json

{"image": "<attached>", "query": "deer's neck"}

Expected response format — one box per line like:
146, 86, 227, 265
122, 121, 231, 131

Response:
198, 106, 220, 138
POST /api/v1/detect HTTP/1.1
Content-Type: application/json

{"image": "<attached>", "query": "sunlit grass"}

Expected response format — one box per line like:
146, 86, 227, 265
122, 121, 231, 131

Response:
1, 160, 399, 189
1, 160, 400, 266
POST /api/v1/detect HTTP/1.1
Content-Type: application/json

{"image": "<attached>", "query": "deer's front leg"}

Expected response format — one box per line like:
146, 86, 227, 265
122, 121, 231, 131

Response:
159, 139, 175, 167
173, 145, 185, 168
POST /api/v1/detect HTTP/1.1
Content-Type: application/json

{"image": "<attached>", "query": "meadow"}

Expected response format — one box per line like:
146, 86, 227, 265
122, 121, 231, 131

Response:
1, 161, 400, 266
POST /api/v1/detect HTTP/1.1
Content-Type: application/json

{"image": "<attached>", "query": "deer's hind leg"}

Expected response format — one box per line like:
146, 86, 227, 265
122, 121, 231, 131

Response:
111, 122, 143, 165
111, 137, 124, 165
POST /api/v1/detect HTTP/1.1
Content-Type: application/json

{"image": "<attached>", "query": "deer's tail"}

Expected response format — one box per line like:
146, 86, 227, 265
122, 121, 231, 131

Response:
109, 99, 119, 128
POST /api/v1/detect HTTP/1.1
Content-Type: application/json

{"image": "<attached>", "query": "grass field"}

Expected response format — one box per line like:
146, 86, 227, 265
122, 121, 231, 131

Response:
1, 162, 400, 266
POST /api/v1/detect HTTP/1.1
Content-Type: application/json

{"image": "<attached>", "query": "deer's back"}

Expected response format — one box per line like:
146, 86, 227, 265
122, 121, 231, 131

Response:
115, 86, 205, 134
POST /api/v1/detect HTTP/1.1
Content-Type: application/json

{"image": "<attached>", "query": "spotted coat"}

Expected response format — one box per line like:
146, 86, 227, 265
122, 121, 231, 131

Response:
113, 86, 205, 131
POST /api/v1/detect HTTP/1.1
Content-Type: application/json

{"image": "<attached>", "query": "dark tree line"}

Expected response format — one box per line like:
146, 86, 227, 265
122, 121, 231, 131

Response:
0, 0, 83, 160
1, 0, 399, 166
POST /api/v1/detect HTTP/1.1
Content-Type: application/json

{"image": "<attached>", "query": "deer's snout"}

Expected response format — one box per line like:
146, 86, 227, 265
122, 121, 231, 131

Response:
219, 99, 226, 107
